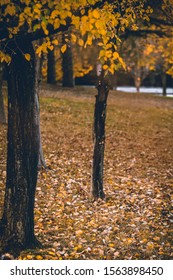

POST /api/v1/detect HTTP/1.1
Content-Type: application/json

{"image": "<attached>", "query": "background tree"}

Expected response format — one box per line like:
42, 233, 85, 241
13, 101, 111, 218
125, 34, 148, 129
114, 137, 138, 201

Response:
120, 36, 156, 92
47, 37, 57, 84
62, 31, 74, 87
0, 64, 6, 124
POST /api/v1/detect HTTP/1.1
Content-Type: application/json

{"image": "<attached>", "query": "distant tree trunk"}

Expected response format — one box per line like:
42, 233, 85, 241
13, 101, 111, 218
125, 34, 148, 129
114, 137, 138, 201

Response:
47, 46, 56, 84
91, 73, 110, 199
62, 32, 74, 87
36, 56, 46, 169
150, 72, 156, 87
0, 64, 6, 124
134, 68, 141, 92
161, 73, 167, 96
0, 40, 41, 256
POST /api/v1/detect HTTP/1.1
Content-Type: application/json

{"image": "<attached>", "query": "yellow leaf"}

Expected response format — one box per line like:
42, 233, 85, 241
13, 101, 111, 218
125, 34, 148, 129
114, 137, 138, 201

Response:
105, 50, 112, 58
5, 4, 16, 16
99, 50, 105, 58
100, 29, 106, 36
54, 19, 60, 29
92, 10, 100, 19
48, 251, 55, 256
80, 9, 85, 15
86, 36, 92, 46
153, 236, 160, 241
26, 255, 33, 260
24, 54, 31, 61
146, 242, 154, 250
71, 33, 77, 43
75, 230, 83, 236
24, 7, 31, 16
61, 44, 67, 53
52, 39, 59, 46
113, 52, 119, 59
78, 39, 84, 47
141, 238, 148, 244
36, 255, 43, 260
103, 65, 108, 70
48, 45, 54, 51
127, 238, 133, 245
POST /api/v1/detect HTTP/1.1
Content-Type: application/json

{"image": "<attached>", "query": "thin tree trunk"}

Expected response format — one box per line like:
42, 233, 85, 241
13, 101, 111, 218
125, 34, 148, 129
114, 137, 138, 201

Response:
0, 64, 6, 124
91, 74, 110, 199
0, 41, 41, 256
62, 32, 74, 87
161, 72, 167, 96
135, 74, 141, 92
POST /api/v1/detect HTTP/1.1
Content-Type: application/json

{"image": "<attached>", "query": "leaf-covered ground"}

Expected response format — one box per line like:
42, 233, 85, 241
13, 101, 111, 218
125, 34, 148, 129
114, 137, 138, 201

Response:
0, 85, 173, 260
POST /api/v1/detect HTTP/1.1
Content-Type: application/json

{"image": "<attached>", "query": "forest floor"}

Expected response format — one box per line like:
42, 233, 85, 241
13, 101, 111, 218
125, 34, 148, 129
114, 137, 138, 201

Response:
0, 84, 173, 260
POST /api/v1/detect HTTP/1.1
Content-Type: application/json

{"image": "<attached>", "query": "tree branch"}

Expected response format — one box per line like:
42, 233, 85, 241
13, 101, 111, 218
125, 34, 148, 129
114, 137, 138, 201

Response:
121, 28, 169, 39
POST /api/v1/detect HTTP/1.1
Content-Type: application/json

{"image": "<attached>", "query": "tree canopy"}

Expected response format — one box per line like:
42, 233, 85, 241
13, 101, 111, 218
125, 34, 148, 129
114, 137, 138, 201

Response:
0, 0, 154, 72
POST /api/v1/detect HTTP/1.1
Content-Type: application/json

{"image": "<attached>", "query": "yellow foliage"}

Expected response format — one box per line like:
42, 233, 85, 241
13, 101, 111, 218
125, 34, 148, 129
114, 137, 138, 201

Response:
41, 21, 49, 35
71, 33, 77, 43
78, 38, 84, 47
0, 51, 11, 63
61, 44, 67, 53
0, 0, 160, 74
92, 9, 100, 19
26, 255, 33, 260
103, 65, 108, 70
24, 53, 31, 61
5, 4, 16, 16
36, 255, 43, 260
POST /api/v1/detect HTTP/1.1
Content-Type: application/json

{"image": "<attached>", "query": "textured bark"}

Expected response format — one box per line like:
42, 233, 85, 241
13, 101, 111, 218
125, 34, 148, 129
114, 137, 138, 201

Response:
0, 64, 6, 124
91, 75, 109, 199
35, 56, 46, 169
62, 32, 74, 87
0, 41, 41, 256
47, 47, 56, 84
35, 92, 46, 169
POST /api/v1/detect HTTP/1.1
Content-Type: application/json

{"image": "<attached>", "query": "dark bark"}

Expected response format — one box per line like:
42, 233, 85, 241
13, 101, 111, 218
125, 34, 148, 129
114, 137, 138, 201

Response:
62, 32, 74, 87
0, 41, 41, 256
0, 64, 6, 124
91, 74, 110, 199
161, 72, 167, 96
47, 47, 56, 84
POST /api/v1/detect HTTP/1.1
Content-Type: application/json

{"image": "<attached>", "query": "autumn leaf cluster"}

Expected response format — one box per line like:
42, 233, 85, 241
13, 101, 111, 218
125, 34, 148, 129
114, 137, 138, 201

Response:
0, 0, 153, 73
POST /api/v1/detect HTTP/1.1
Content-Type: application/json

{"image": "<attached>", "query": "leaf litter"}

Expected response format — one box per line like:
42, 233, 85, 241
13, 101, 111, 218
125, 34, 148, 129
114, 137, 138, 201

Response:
0, 85, 173, 260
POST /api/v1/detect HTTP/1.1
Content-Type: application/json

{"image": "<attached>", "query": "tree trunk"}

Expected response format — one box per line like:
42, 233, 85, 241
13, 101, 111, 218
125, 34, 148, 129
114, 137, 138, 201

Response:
62, 32, 74, 87
35, 56, 46, 169
0, 64, 6, 124
135, 75, 141, 92
47, 47, 56, 84
35, 93, 46, 169
161, 72, 167, 96
0, 41, 41, 256
91, 74, 110, 199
